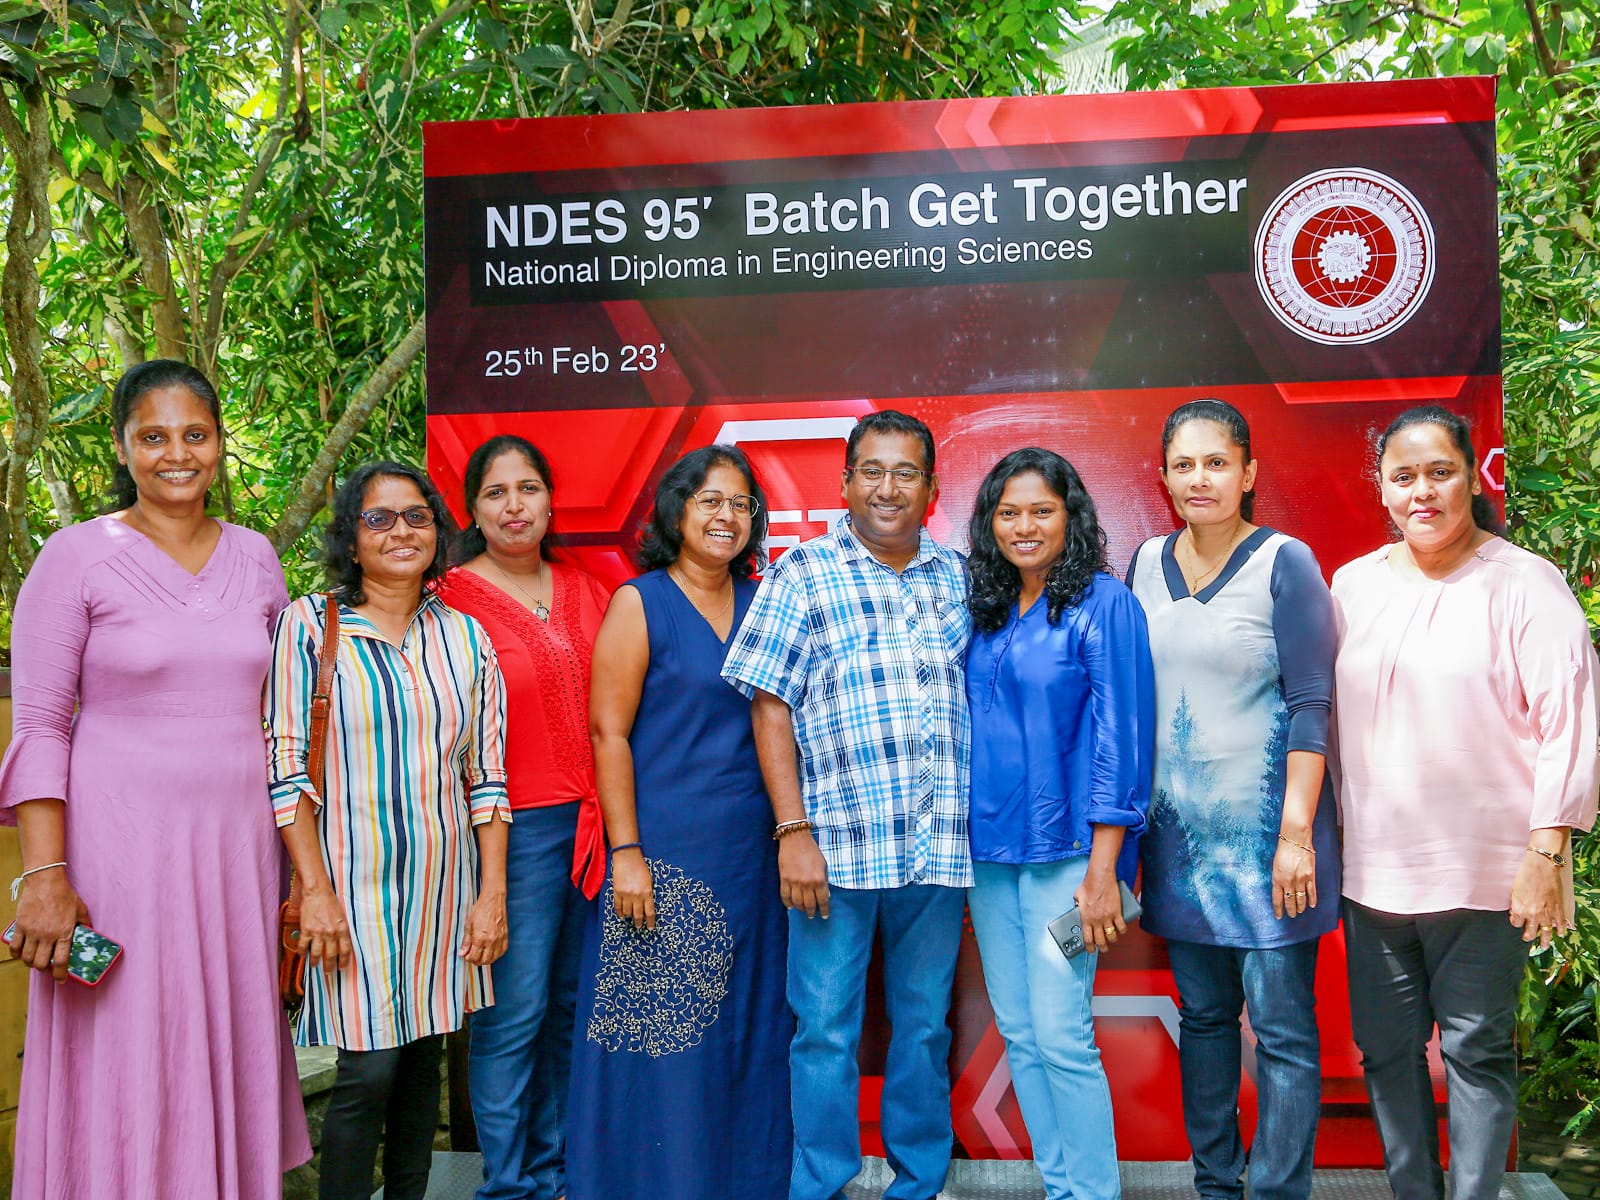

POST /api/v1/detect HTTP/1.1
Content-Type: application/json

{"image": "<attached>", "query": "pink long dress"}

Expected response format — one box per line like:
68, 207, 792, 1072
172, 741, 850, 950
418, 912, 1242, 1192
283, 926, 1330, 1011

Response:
0, 517, 311, 1199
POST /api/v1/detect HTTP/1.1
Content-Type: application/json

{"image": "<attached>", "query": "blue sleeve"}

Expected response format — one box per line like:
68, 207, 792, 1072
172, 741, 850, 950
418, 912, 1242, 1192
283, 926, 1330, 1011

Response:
720, 567, 812, 705
1079, 580, 1156, 832
1270, 539, 1336, 755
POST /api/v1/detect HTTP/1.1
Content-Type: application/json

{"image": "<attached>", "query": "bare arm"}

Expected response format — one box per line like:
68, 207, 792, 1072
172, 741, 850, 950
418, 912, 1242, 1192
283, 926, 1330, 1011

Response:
278, 793, 352, 971
1272, 749, 1324, 919
751, 689, 829, 919
10, 799, 87, 982
462, 812, 509, 964
588, 585, 655, 928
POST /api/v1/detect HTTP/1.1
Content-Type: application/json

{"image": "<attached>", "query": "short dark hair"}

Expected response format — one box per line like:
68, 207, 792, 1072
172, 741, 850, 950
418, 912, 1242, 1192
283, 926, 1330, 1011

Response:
967, 448, 1108, 633
1160, 398, 1256, 522
1374, 405, 1501, 534
454, 435, 560, 564
637, 445, 768, 579
105, 360, 223, 512
846, 410, 936, 475
324, 461, 457, 605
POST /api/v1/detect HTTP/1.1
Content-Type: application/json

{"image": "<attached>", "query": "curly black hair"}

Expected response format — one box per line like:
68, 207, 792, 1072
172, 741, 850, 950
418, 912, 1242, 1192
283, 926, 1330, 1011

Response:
454, 434, 562, 564
105, 360, 223, 513
1374, 404, 1502, 535
1160, 398, 1256, 522
636, 444, 768, 579
967, 447, 1107, 634
324, 461, 457, 605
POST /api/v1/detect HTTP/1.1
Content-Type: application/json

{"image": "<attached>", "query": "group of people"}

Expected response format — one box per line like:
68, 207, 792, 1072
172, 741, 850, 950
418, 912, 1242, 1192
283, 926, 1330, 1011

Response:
0, 358, 1595, 1200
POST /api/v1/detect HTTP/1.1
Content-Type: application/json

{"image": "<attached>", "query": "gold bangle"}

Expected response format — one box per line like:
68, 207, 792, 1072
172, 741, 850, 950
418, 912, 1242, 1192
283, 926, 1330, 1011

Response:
1278, 834, 1315, 855
773, 819, 815, 841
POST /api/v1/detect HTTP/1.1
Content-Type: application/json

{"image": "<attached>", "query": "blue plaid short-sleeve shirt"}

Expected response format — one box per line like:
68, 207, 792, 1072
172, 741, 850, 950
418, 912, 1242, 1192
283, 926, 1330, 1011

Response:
721, 516, 973, 890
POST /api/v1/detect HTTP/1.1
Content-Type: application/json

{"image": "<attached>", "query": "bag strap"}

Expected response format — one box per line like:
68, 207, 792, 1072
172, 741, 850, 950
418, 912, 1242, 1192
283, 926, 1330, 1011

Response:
287, 594, 340, 915
306, 592, 340, 796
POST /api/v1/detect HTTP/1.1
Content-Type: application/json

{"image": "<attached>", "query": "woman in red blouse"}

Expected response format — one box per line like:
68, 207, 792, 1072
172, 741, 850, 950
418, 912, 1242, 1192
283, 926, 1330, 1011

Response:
436, 435, 610, 1200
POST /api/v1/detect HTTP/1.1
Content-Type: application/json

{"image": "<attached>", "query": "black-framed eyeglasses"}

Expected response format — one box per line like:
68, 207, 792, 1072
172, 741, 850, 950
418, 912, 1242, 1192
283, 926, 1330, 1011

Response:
847, 465, 929, 486
690, 490, 761, 517
359, 506, 436, 531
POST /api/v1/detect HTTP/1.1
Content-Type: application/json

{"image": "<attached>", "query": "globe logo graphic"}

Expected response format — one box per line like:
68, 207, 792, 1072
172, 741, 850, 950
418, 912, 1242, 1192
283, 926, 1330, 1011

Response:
1255, 168, 1435, 345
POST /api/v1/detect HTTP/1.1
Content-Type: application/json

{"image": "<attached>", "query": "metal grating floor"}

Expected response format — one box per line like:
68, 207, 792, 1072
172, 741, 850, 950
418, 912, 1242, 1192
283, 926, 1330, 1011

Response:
378, 1152, 1569, 1199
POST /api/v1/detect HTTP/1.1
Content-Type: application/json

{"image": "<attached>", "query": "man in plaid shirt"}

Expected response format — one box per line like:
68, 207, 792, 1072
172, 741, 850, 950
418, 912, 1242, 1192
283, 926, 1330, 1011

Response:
723, 410, 972, 1200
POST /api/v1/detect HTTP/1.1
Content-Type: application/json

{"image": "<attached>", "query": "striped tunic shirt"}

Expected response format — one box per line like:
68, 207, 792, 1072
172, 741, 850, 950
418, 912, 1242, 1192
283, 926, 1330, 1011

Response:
266, 591, 510, 1050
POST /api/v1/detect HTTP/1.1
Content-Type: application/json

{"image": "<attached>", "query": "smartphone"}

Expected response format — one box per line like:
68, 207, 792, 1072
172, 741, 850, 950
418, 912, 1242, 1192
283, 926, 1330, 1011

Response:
3, 920, 124, 986
1047, 881, 1143, 960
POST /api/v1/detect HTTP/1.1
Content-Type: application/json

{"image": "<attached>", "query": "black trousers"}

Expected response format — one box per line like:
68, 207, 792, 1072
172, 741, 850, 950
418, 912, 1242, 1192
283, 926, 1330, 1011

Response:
318, 1034, 445, 1200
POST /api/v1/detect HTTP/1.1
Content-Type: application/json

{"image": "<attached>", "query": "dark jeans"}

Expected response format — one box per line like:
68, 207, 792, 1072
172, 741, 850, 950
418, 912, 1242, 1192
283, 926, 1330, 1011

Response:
469, 803, 586, 1200
1343, 900, 1526, 1200
1165, 937, 1321, 1200
318, 1035, 445, 1200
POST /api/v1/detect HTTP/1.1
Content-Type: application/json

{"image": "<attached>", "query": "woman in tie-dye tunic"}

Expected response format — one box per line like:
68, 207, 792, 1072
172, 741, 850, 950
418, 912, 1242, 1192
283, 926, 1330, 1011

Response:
265, 461, 510, 1200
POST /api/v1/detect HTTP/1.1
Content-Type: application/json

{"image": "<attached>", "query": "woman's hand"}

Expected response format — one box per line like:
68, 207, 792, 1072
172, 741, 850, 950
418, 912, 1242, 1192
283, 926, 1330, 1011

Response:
611, 848, 656, 931
1272, 837, 1318, 919
461, 889, 509, 965
8, 868, 89, 983
1076, 865, 1124, 954
1510, 850, 1566, 950
297, 883, 354, 972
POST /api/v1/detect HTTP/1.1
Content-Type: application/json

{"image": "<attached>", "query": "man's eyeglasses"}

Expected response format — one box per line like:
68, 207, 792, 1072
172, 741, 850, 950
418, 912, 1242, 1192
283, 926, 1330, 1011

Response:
690, 490, 761, 517
359, 506, 437, 531
847, 465, 929, 486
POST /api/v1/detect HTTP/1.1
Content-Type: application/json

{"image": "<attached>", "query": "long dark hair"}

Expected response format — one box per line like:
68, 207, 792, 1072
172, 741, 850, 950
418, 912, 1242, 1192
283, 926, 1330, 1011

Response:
637, 445, 768, 579
324, 461, 456, 605
1374, 405, 1501, 534
104, 360, 223, 512
1160, 398, 1255, 522
967, 448, 1107, 634
454, 435, 560, 564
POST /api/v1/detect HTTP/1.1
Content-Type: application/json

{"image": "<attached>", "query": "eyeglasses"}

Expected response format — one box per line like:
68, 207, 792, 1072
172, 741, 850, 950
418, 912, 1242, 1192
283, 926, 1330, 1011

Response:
690, 490, 761, 517
359, 506, 436, 531
847, 465, 929, 486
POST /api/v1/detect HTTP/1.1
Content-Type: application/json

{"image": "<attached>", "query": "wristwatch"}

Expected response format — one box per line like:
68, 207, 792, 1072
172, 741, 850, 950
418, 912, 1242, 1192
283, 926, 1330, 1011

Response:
1527, 845, 1567, 868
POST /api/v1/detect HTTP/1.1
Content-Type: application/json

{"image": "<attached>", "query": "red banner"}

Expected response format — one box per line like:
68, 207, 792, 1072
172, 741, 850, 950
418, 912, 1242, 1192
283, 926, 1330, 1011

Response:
423, 77, 1502, 1164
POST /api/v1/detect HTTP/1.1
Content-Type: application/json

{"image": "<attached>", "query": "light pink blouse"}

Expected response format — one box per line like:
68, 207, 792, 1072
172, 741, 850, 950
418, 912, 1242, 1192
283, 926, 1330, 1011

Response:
1332, 537, 1599, 914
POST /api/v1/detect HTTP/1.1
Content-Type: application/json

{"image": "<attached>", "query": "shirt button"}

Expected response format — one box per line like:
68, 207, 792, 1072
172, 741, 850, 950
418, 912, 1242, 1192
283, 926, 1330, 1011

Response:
1073, 840, 1083, 850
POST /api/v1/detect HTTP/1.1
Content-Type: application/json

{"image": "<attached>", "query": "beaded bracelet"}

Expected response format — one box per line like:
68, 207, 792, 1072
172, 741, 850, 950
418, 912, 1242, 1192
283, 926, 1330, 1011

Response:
773, 819, 815, 841
608, 841, 643, 857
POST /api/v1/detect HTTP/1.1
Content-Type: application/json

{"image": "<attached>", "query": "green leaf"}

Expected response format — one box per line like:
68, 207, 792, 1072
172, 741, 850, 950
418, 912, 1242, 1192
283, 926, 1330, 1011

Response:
1516, 467, 1565, 492
97, 34, 137, 77
1533, 235, 1553, 265
0, 37, 34, 81
476, 17, 510, 53
102, 93, 142, 144
726, 41, 750, 74
51, 386, 107, 425
593, 62, 639, 111
510, 44, 580, 72
316, 5, 348, 41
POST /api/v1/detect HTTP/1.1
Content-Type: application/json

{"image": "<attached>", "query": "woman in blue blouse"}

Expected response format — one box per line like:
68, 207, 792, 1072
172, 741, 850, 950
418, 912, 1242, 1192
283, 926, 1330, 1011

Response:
1124, 399, 1338, 1200
966, 447, 1154, 1200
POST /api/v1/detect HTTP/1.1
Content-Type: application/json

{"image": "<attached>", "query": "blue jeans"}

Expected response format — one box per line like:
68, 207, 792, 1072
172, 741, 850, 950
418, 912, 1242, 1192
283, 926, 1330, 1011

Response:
787, 884, 965, 1200
1165, 938, 1321, 1200
469, 803, 588, 1200
967, 859, 1119, 1200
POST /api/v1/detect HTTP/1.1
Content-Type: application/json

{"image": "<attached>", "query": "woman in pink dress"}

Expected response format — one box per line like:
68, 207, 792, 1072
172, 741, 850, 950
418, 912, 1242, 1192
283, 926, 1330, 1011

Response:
0, 360, 311, 1199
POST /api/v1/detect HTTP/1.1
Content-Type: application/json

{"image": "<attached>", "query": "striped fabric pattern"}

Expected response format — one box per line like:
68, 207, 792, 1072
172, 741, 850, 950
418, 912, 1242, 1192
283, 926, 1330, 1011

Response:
722, 516, 974, 890
266, 591, 510, 1050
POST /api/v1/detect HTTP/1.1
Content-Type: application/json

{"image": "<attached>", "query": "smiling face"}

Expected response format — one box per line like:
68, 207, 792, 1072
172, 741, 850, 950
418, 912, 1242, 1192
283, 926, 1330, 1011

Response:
676, 461, 754, 571
355, 474, 438, 590
991, 471, 1067, 581
1160, 418, 1257, 528
841, 430, 937, 566
1379, 422, 1480, 552
470, 449, 552, 561
115, 384, 221, 509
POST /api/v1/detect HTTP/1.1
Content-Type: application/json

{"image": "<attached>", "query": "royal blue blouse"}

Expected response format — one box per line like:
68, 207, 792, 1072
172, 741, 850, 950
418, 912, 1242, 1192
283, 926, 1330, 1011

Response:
966, 572, 1155, 877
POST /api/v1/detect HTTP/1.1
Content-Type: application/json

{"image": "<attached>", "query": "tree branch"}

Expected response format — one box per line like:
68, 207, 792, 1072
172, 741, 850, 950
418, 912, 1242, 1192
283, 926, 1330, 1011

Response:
1521, 0, 1573, 94
268, 315, 427, 553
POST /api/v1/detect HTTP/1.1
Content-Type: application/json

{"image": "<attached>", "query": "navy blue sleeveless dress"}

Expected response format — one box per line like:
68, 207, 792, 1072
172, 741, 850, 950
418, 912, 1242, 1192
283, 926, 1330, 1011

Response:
566, 570, 792, 1200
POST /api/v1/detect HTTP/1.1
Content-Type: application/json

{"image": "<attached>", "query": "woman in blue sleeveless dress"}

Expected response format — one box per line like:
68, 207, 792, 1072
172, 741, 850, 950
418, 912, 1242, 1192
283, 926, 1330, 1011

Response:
567, 445, 791, 1200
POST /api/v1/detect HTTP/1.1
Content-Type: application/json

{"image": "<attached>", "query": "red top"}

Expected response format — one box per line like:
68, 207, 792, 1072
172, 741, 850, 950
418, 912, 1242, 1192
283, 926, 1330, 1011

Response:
435, 562, 612, 897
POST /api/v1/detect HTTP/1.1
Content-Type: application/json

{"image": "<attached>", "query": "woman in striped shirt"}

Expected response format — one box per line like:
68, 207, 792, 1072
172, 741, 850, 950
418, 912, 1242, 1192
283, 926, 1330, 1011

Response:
267, 461, 511, 1200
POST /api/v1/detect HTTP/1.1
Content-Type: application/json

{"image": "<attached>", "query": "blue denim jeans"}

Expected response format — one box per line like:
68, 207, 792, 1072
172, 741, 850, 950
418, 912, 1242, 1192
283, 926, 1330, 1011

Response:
469, 803, 588, 1200
1165, 937, 1321, 1200
787, 884, 965, 1200
967, 859, 1119, 1200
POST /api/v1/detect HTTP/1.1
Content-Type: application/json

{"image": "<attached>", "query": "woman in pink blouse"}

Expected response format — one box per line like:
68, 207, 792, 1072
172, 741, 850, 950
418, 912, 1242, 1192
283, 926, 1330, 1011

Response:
1332, 405, 1599, 1200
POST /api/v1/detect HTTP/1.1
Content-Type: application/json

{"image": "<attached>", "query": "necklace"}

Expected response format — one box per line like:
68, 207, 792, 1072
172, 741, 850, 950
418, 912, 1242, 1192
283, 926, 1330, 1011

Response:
490, 558, 549, 620
1180, 526, 1249, 595
669, 566, 733, 624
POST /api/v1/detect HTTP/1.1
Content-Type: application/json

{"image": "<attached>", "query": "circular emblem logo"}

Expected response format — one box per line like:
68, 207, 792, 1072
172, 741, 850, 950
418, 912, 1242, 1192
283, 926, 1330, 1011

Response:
1254, 168, 1435, 345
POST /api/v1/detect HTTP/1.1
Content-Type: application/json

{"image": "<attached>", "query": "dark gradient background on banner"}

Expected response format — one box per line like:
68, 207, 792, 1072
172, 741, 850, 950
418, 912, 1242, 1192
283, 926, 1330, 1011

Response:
424, 78, 1502, 1166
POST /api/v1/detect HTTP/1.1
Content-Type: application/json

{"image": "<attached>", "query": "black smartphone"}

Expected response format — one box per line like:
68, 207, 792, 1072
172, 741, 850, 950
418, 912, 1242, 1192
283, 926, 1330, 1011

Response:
1046, 881, 1143, 960
3, 920, 124, 987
